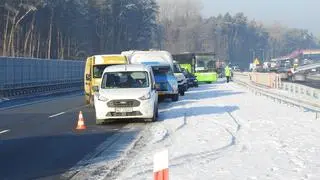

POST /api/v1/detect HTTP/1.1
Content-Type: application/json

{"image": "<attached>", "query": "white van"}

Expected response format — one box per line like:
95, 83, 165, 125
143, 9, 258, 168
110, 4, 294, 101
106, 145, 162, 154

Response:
125, 50, 179, 101
94, 64, 158, 124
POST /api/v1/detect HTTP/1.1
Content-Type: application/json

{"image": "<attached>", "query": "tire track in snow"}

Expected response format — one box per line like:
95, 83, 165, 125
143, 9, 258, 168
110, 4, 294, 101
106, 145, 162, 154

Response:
118, 84, 245, 179
175, 113, 187, 132
130, 111, 242, 175
228, 111, 241, 132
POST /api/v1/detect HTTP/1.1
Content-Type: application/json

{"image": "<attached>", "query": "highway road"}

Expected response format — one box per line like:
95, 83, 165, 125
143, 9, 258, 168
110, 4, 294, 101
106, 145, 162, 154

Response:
0, 94, 135, 180
283, 78, 320, 89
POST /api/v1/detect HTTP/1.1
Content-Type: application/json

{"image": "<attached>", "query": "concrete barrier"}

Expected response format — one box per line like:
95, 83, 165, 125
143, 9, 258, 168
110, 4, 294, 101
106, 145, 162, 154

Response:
249, 72, 281, 88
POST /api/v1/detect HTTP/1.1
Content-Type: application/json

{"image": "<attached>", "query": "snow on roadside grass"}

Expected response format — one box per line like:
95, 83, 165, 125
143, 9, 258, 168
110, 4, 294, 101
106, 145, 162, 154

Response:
116, 82, 320, 180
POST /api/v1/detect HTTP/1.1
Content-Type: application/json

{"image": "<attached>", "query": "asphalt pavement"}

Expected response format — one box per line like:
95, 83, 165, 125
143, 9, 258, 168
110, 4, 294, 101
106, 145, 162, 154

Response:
0, 94, 129, 180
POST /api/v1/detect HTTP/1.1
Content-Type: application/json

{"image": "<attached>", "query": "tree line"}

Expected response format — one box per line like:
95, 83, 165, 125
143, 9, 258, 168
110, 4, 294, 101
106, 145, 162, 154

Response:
157, 0, 320, 68
0, 0, 319, 68
0, 0, 158, 59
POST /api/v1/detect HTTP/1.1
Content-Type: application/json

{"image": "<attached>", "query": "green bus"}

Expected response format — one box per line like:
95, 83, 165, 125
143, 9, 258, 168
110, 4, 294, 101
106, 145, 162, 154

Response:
172, 52, 218, 83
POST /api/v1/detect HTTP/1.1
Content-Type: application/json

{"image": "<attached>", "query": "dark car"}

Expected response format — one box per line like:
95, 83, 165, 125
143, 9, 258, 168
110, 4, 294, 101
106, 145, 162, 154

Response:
182, 68, 198, 88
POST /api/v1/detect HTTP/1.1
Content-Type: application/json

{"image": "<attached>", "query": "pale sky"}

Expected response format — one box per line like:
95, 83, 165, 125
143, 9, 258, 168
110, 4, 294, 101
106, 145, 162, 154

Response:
201, 0, 319, 35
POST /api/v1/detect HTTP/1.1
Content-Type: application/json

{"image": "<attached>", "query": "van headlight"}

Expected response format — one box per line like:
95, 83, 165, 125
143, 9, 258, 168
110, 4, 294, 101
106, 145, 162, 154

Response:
98, 94, 109, 102
139, 92, 151, 100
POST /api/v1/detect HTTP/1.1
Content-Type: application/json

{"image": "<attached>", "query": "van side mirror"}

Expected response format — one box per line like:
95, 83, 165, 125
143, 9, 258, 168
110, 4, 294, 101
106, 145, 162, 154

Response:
92, 86, 99, 92
86, 74, 91, 81
152, 84, 156, 90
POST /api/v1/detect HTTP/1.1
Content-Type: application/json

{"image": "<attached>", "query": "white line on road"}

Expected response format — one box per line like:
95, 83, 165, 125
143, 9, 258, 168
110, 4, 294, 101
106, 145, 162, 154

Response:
48, 104, 89, 118
0, 129, 10, 135
0, 93, 82, 111
49, 112, 66, 118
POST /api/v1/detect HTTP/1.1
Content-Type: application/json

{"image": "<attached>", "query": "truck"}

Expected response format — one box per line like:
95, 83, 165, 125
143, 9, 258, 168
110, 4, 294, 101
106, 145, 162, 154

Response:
123, 50, 187, 95
123, 50, 179, 101
84, 54, 128, 105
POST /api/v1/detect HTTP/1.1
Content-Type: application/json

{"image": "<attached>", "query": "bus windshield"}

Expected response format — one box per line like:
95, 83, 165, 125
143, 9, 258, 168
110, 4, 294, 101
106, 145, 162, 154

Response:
195, 55, 216, 72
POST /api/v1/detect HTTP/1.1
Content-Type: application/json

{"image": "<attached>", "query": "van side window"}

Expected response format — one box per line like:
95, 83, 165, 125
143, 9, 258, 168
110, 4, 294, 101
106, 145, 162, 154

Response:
93, 65, 108, 78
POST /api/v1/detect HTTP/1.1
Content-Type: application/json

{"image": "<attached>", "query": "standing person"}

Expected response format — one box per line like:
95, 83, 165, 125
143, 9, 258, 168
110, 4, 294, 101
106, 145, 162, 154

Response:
225, 64, 232, 83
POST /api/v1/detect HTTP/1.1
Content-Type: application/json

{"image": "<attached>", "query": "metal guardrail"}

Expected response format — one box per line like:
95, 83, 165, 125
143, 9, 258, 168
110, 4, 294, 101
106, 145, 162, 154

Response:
0, 80, 83, 98
281, 82, 320, 101
233, 72, 320, 118
294, 62, 320, 73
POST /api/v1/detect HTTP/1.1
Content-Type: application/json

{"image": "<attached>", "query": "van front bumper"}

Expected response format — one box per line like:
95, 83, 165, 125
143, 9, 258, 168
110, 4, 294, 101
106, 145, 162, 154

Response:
95, 98, 155, 120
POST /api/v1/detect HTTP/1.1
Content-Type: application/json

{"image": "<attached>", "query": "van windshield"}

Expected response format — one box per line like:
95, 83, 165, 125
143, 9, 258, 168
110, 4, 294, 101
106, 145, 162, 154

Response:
101, 71, 149, 89
152, 66, 173, 76
93, 64, 116, 78
173, 64, 182, 73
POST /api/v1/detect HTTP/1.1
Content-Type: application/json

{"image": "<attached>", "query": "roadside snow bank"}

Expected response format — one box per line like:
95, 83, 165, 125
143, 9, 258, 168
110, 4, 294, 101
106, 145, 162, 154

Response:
117, 82, 320, 180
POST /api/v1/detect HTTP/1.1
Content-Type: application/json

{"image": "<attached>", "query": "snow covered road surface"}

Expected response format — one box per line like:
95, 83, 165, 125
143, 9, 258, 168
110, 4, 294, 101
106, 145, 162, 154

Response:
116, 82, 320, 180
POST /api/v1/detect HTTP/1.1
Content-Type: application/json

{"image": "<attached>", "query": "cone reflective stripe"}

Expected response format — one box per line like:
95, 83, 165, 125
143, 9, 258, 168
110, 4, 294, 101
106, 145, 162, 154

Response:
79, 111, 83, 119
153, 149, 169, 180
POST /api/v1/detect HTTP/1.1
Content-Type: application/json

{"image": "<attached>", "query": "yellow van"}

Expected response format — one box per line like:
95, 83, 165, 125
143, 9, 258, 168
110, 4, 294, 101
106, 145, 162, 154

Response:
84, 55, 128, 105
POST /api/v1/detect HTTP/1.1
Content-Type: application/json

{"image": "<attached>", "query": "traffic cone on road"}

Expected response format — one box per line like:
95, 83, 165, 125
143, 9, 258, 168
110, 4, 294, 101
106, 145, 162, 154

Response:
76, 111, 86, 130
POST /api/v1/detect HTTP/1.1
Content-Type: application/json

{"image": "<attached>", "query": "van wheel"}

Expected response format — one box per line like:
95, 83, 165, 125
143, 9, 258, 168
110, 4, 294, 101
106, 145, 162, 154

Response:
146, 109, 157, 122
145, 106, 158, 122
172, 94, 179, 102
85, 95, 90, 105
155, 106, 159, 118
89, 95, 95, 108
179, 90, 185, 96
96, 119, 104, 125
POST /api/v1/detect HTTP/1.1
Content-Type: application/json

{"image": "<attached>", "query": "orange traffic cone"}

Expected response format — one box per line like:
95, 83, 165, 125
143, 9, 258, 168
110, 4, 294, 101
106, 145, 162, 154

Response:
76, 111, 87, 130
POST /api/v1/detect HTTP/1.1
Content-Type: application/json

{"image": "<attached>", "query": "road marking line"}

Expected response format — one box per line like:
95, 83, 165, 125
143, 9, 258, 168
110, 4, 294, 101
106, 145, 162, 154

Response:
0, 93, 83, 111
48, 104, 89, 119
49, 112, 66, 118
0, 129, 10, 135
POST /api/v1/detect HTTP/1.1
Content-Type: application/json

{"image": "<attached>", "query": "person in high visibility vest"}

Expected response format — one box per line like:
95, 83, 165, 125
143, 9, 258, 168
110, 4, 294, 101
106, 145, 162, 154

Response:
225, 64, 232, 83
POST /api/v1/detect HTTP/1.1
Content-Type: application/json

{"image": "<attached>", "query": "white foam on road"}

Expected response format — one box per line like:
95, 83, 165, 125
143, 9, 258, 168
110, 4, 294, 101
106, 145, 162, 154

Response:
116, 82, 320, 180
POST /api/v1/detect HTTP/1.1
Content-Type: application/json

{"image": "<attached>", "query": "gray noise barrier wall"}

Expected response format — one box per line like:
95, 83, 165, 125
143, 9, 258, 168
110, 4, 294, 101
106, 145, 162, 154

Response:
0, 56, 85, 98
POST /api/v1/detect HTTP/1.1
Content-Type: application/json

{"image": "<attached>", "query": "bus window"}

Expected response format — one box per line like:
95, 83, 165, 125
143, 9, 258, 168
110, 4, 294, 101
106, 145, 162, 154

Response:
195, 55, 216, 72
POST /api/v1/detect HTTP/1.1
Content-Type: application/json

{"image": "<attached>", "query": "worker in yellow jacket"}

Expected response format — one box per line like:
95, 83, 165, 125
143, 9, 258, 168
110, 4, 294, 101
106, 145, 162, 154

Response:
225, 64, 232, 83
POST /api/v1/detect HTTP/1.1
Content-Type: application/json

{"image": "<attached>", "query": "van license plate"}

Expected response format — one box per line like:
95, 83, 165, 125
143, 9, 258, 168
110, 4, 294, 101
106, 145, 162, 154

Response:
115, 107, 133, 113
